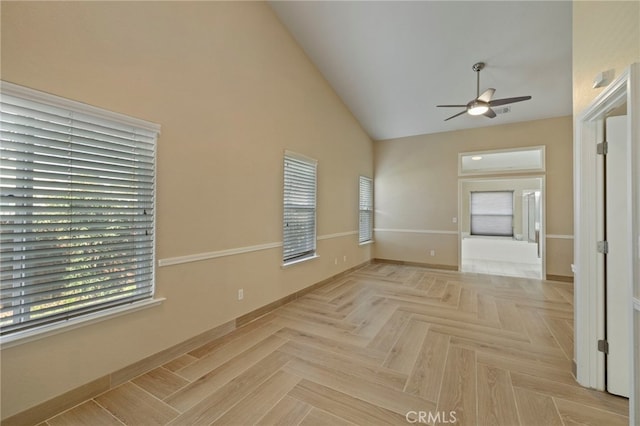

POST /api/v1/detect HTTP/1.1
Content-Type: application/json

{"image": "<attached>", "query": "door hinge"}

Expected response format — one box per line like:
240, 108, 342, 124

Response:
597, 240, 609, 254
598, 339, 609, 354
597, 141, 609, 155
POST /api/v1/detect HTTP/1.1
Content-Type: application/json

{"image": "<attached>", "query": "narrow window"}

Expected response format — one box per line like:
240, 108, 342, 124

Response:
0, 82, 159, 337
283, 151, 317, 263
359, 176, 373, 243
470, 191, 514, 237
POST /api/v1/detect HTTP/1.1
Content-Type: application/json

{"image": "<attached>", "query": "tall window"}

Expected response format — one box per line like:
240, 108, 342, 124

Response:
283, 151, 317, 263
0, 82, 159, 337
470, 191, 514, 237
359, 176, 373, 243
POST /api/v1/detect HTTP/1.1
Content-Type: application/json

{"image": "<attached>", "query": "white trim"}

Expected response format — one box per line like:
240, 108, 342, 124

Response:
0, 298, 165, 349
281, 254, 320, 268
546, 234, 574, 240
318, 231, 358, 240
0, 81, 161, 133
359, 240, 375, 246
574, 64, 639, 424
158, 231, 359, 267
374, 228, 458, 235
574, 65, 631, 390
158, 242, 283, 267
632, 64, 640, 426
634, 297, 640, 311
458, 145, 546, 176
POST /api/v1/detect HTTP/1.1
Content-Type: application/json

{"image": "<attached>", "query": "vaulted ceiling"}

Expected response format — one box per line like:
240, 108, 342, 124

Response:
270, 1, 573, 140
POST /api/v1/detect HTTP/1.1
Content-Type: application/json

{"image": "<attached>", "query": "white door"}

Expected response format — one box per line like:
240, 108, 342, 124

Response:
605, 115, 630, 398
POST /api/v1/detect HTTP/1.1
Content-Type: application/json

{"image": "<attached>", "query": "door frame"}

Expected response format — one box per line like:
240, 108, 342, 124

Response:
574, 63, 639, 422
457, 175, 546, 278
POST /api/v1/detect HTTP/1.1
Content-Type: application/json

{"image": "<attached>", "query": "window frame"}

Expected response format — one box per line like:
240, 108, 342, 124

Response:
358, 176, 373, 244
282, 151, 317, 266
0, 81, 161, 344
458, 146, 546, 176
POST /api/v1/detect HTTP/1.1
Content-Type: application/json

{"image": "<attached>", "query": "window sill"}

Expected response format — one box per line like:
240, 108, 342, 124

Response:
0, 298, 165, 349
359, 240, 375, 246
282, 254, 320, 269
464, 235, 515, 240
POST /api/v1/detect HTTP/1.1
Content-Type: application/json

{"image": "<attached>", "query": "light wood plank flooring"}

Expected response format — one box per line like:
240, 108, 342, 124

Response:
44, 263, 628, 426
461, 259, 541, 280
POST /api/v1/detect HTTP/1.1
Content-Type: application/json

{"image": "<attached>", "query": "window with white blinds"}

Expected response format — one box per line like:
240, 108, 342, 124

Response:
470, 191, 514, 237
359, 176, 373, 243
283, 152, 317, 263
0, 82, 159, 337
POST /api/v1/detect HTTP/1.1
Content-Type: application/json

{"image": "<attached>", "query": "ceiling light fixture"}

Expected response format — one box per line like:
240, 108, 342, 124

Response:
471, 156, 483, 161
467, 101, 489, 116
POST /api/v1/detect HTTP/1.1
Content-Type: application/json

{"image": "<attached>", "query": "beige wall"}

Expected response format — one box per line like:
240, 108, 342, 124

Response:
573, 1, 640, 115
0, 1, 373, 418
374, 116, 573, 276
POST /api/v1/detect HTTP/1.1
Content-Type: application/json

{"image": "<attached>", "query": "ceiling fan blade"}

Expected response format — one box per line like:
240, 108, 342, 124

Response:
437, 104, 467, 108
484, 108, 496, 119
477, 88, 495, 102
444, 110, 467, 121
489, 95, 532, 107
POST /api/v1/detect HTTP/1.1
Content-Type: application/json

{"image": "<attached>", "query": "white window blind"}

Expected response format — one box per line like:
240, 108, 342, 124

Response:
0, 83, 159, 337
283, 152, 317, 263
470, 191, 514, 237
359, 176, 373, 243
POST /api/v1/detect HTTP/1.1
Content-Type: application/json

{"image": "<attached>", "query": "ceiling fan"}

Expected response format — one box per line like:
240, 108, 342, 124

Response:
437, 62, 532, 121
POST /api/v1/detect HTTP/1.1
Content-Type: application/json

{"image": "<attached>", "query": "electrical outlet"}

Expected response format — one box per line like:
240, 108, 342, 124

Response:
334, 258, 338, 265
343, 255, 347, 262
430, 250, 435, 257
238, 288, 244, 300
452, 217, 457, 223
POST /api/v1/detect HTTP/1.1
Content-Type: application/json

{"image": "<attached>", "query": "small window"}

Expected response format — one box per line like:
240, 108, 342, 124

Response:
459, 146, 545, 176
283, 151, 317, 263
0, 82, 159, 337
359, 176, 373, 243
470, 191, 514, 236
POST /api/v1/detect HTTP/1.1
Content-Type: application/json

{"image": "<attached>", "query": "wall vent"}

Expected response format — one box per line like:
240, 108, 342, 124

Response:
494, 106, 511, 115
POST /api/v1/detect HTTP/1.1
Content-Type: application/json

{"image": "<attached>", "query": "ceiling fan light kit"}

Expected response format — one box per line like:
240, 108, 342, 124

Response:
468, 101, 489, 115
437, 62, 532, 121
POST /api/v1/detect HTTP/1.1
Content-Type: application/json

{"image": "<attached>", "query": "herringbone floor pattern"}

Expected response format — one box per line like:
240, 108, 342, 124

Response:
45, 263, 628, 426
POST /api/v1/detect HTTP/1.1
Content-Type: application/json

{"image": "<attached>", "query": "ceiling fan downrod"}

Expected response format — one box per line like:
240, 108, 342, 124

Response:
472, 62, 485, 98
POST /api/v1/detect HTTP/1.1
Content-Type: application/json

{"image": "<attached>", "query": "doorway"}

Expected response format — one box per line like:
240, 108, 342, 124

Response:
573, 63, 639, 422
458, 177, 544, 279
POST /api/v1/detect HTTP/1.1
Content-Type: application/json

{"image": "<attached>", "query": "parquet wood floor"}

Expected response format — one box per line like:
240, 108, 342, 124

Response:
44, 263, 629, 426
